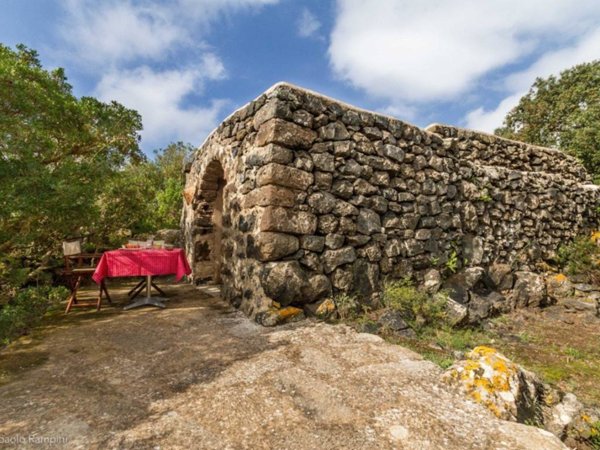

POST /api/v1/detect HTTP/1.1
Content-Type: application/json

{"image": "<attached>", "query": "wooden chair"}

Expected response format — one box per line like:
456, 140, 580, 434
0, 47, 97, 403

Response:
62, 240, 111, 313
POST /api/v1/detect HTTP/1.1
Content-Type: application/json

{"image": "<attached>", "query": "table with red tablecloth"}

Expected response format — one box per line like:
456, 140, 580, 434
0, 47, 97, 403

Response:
92, 248, 191, 309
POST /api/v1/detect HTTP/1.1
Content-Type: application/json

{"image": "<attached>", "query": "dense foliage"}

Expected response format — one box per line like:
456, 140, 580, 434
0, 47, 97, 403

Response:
0, 44, 192, 311
496, 61, 600, 180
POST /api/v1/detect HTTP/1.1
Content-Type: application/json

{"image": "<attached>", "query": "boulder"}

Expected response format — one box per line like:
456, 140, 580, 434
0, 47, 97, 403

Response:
545, 393, 583, 439
378, 310, 410, 332
546, 273, 573, 303
423, 269, 442, 294
467, 292, 493, 324
444, 298, 468, 326
443, 346, 542, 423
442, 274, 470, 304
304, 298, 336, 320
256, 306, 305, 327
511, 271, 548, 308
488, 263, 514, 291
463, 267, 485, 290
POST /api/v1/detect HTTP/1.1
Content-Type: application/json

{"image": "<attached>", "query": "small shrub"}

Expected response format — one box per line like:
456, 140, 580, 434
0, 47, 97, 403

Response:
382, 278, 447, 332
558, 235, 600, 284
446, 250, 459, 274
332, 293, 359, 320
478, 190, 492, 202
589, 421, 600, 449
0, 286, 68, 345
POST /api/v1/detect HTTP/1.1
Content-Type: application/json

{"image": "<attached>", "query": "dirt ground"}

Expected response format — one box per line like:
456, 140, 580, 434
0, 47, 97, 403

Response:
487, 299, 600, 407
0, 280, 564, 450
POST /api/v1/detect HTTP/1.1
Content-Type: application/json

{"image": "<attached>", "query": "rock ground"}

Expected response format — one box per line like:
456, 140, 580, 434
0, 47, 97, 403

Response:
0, 282, 564, 449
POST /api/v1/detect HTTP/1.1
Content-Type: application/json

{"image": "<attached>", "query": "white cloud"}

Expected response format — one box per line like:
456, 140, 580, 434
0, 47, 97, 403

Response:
59, 0, 278, 149
465, 28, 600, 131
329, 0, 600, 103
177, 0, 279, 21
95, 65, 228, 148
62, 0, 185, 66
297, 8, 321, 38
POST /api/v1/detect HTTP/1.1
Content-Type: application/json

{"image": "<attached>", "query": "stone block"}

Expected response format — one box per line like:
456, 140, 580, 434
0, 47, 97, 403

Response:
243, 185, 297, 208
300, 235, 325, 252
322, 247, 357, 273
256, 118, 317, 149
260, 207, 318, 235
357, 208, 381, 235
261, 261, 308, 306
253, 232, 299, 262
244, 144, 293, 166
318, 122, 350, 140
256, 163, 313, 190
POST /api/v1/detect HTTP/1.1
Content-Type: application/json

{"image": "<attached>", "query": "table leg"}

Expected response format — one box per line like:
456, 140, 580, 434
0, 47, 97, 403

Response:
123, 275, 167, 310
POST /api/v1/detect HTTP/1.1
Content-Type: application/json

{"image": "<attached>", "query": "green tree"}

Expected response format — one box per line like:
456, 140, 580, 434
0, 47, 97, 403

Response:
495, 60, 600, 179
93, 142, 193, 243
153, 142, 194, 228
0, 43, 143, 290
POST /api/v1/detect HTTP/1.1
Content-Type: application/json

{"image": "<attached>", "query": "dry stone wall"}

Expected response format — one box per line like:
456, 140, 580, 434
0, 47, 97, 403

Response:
182, 82, 600, 324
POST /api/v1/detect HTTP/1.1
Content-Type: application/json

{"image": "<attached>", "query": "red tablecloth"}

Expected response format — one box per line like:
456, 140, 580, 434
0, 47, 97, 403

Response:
92, 248, 191, 284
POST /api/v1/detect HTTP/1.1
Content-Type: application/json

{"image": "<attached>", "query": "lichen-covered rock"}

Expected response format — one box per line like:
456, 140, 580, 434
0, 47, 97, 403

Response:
442, 346, 542, 422
545, 393, 583, 439
256, 306, 305, 326
304, 297, 336, 319
546, 273, 574, 303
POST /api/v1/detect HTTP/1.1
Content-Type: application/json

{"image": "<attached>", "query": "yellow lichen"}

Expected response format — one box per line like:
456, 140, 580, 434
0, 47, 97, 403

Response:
490, 374, 509, 391
471, 346, 497, 358
591, 231, 600, 243
277, 307, 303, 320
464, 360, 480, 371
552, 273, 568, 283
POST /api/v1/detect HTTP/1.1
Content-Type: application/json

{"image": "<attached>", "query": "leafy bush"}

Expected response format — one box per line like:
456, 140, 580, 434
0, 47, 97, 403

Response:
382, 278, 447, 332
0, 286, 67, 345
557, 235, 600, 284
332, 293, 359, 320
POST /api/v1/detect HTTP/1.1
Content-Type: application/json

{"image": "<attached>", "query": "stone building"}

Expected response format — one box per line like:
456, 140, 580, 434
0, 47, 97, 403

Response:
182, 82, 600, 324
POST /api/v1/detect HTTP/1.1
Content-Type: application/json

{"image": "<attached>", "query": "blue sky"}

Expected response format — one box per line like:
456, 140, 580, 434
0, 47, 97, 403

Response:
2, 0, 599, 154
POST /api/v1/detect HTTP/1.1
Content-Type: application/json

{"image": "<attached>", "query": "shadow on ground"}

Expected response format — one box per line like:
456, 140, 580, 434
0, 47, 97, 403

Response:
0, 280, 285, 448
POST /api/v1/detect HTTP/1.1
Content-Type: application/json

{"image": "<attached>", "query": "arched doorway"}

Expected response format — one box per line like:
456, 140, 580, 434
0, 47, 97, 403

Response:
194, 160, 226, 284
